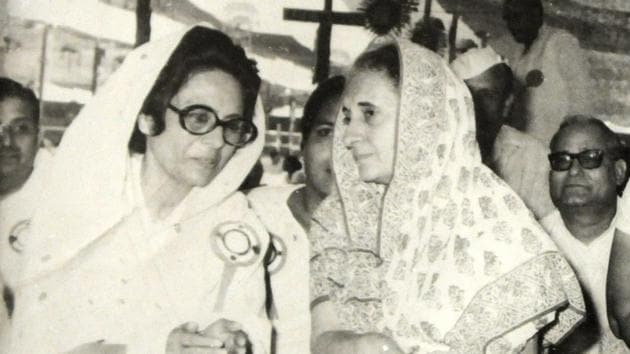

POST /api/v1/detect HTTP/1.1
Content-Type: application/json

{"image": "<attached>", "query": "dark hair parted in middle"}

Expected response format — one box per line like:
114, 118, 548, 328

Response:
130, 27, 261, 153
352, 43, 400, 88
301, 75, 345, 143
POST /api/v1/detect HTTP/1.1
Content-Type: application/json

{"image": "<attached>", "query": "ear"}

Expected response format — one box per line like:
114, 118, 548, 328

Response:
137, 113, 156, 136
614, 158, 628, 187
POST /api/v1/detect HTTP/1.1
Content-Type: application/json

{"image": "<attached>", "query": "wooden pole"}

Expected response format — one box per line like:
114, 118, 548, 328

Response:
423, 0, 433, 20
448, 13, 459, 62
135, 0, 151, 47
313, 0, 333, 83
38, 25, 49, 124
91, 43, 104, 93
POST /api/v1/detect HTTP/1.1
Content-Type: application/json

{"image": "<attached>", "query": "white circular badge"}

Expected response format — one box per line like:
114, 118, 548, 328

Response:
211, 222, 261, 266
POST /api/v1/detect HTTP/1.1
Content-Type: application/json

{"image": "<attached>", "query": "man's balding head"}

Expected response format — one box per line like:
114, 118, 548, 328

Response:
549, 115, 626, 214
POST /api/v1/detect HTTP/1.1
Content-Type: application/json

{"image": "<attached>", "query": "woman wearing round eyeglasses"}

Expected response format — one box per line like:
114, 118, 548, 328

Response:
4, 25, 272, 353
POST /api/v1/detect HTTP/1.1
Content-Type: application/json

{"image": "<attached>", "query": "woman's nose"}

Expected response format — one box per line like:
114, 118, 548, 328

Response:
342, 119, 362, 148
201, 126, 225, 149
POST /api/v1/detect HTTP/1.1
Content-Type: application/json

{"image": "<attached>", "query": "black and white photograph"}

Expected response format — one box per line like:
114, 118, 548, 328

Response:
0, 0, 629, 353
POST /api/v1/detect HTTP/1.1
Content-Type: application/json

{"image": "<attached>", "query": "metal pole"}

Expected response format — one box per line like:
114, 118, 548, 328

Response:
38, 25, 49, 126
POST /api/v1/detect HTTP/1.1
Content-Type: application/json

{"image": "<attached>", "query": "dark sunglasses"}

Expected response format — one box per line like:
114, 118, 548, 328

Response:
548, 149, 606, 172
168, 103, 257, 147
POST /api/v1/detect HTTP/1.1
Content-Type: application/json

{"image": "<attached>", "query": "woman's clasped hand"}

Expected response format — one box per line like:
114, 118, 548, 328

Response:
166, 320, 250, 354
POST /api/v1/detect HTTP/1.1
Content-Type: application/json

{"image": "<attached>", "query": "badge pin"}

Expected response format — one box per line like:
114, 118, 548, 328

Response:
211, 222, 261, 266
9, 219, 30, 253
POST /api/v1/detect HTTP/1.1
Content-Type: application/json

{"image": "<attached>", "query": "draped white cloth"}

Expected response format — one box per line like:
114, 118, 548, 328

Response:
310, 36, 585, 353
5, 24, 271, 353
247, 185, 311, 354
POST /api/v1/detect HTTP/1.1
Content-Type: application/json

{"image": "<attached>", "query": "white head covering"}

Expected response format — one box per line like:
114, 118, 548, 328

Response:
7, 24, 271, 353
310, 36, 584, 353
450, 46, 504, 80
20, 24, 266, 281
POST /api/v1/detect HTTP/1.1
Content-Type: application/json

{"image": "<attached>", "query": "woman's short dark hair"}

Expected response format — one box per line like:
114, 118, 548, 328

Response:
301, 75, 345, 143
129, 27, 261, 153
0, 77, 39, 123
352, 43, 400, 89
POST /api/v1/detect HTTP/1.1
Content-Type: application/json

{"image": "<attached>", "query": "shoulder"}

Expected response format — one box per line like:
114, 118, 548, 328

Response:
546, 27, 581, 51
247, 185, 302, 206
496, 126, 548, 153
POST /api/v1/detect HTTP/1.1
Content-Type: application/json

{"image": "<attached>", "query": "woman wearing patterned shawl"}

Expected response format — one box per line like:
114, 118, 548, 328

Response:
310, 36, 585, 353
3, 25, 271, 353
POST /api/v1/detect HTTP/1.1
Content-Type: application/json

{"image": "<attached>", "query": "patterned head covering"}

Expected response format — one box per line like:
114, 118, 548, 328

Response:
310, 36, 584, 353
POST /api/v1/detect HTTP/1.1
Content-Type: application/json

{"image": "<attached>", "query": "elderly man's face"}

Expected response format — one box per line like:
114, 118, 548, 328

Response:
549, 125, 625, 210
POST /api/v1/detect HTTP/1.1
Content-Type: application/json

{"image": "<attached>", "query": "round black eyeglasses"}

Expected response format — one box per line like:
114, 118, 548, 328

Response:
168, 103, 257, 147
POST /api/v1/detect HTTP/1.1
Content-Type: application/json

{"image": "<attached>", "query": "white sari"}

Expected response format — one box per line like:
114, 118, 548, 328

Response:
310, 36, 585, 353
5, 24, 270, 353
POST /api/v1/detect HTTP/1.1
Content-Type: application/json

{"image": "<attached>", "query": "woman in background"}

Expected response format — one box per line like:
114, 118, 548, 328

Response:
248, 75, 345, 353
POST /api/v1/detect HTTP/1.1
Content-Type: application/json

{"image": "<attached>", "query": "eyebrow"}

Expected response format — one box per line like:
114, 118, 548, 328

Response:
221, 113, 243, 121
357, 102, 375, 109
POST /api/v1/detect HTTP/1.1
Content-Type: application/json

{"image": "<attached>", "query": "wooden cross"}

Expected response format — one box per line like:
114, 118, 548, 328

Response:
284, 0, 364, 83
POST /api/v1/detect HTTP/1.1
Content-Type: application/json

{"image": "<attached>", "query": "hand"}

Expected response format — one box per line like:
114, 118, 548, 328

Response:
313, 331, 404, 354
200, 319, 250, 354
166, 322, 226, 354
64, 340, 126, 354
353, 333, 404, 354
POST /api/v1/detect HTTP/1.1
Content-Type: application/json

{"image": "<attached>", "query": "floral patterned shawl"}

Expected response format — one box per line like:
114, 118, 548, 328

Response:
310, 36, 585, 353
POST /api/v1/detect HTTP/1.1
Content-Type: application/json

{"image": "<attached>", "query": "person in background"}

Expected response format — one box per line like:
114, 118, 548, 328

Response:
0, 78, 45, 325
282, 155, 302, 183
541, 115, 628, 353
310, 37, 583, 354
503, 0, 592, 145
451, 47, 554, 219
247, 75, 344, 354
260, 148, 289, 186
4, 25, 272, 353
606, 144, 630, 348
410, 17, 447, 57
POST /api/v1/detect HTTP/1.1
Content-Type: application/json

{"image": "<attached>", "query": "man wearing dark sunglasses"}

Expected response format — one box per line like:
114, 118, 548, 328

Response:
541, 115, 629, 352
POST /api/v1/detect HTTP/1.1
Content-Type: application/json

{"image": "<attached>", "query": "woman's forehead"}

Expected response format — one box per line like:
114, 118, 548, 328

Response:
345, 70, 397, 99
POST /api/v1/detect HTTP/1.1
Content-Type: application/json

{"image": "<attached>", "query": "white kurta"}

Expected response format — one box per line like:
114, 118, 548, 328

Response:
511, 25, 593, 145
7, 155, 271, 353
0, 149, 52, 286
541, 209, 629, 353
493, 125, 554, 219
247, 185, 311, 354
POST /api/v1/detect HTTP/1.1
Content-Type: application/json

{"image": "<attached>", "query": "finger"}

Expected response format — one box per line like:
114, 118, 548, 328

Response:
223, 320, 242, 332
202, 319, 242, 338
180, 333, 224, 348
233, 331, 248, 347
182, 322, 200, 333
182, 348, 227, 354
